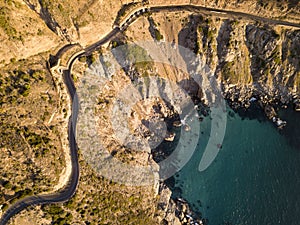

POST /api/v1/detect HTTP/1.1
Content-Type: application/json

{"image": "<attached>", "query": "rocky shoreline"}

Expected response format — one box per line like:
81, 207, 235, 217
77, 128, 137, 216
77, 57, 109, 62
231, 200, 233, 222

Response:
155, 88, 299, 224
224, 86, 300, 129
157, 182, 206, 225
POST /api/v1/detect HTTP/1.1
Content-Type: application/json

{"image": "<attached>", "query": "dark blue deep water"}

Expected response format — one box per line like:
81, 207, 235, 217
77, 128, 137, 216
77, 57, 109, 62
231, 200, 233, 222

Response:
173, 105, 300, 225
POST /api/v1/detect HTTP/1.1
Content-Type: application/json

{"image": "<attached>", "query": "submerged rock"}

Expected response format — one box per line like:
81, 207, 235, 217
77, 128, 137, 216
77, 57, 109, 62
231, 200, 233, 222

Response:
165, 132, 176, 142
272, 117, 287, 129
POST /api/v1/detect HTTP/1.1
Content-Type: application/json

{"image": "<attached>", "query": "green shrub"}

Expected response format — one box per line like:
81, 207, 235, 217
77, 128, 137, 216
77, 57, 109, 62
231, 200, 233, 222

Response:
47, 205, 64, 215
10, 58, 16, 64
78, 56, 87, 63
154, 29, 163, 41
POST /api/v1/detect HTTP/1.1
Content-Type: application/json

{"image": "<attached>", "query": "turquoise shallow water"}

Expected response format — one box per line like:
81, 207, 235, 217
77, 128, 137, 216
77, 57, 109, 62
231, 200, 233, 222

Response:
173, 105, 300, 225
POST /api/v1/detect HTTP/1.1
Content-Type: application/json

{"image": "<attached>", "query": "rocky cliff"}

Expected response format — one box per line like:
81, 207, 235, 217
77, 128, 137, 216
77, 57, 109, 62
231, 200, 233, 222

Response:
114, 9, 300, 224
188, 15, 299, 110
124, 10, 300, 113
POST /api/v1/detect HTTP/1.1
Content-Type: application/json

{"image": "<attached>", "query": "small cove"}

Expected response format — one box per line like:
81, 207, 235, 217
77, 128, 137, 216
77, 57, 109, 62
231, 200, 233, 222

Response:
171, 105, 300, 225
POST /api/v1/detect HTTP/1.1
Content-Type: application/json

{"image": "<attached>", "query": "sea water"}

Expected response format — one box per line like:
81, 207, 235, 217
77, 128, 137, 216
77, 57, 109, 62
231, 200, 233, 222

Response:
173, 105, 300, 225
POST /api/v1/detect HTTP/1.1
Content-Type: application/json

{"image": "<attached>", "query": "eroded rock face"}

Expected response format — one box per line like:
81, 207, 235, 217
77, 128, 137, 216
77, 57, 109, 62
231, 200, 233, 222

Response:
165, 14, 300, 107
156, 184, 205, 225
188, 0, 300, 24
245, 25, 279, 59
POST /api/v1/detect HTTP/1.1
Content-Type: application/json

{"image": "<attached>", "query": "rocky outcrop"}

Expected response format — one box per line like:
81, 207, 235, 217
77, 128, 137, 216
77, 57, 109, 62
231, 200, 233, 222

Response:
156, 184, 205, 225
173, 14, 300, 112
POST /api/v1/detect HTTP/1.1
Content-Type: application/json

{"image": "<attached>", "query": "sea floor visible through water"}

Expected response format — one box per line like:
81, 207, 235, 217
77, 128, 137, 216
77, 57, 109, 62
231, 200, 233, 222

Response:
171, 103, 300, 225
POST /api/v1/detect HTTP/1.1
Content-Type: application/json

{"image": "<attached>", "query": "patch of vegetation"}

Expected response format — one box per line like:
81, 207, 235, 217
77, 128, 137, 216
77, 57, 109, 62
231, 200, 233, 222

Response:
52, 155, 158, 225
78, 56, 87, 63
222, 61, 238, 83
42, 205, 73, 225
270, 46, 282, 65
77, 19, 89, 28
126, 45, 151, 64
207, 29, 214, 40
154, 29, 164, 41
0, 7, 17, 39
0, 57, 65, 212
111, 40, 119, 48
58, 3, 63, 12
122, 44, 153, 72
0, 69, 46, 104
148, 17, 164, 42
197, 18, 216, 55
37, 28, 43, 36
195, 41, 200, 54
24, 130, 50, 147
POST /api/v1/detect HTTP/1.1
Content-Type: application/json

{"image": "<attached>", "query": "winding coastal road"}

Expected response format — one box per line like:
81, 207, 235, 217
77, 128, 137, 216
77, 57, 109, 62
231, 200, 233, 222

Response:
150, 5, 300, 28
0, 60, 81, 225
1, 3, 299, 224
